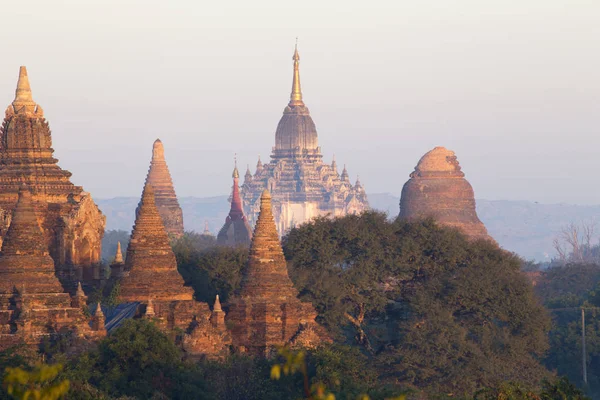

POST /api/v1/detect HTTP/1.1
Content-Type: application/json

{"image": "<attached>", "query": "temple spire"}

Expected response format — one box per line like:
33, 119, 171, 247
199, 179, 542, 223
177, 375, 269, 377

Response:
14, 67, 34, 104
289, 43, 304, 107
114, 242, 123, 264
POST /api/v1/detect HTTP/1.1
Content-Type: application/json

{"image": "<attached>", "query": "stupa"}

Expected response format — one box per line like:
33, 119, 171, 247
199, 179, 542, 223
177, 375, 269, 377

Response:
118, 182, 230, 357
227, 190, 329, 355
217, 161, 252, 247
143, 139, 184, 237
241, 47, 368, 234
399, 147, 492, 241
0, 67, 105, 290
0, 187, 104, 350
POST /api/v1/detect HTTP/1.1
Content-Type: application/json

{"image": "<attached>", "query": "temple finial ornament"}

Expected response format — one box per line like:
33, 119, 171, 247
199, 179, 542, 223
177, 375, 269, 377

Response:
14, 66, 34, 104
289, 43, 304, 107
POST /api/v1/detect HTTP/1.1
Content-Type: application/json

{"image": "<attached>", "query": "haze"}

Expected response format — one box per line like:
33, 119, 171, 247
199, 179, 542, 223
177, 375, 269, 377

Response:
0, 0, 598, 204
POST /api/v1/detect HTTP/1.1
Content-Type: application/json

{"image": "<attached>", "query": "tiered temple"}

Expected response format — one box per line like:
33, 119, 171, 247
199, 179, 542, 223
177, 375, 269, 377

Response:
0, 187, 104, 350
143, 139, 184, 237
0, 67, 106, 291
217, 162, 252, 247
227, 190, 329, 355
241, 47, 368, 234
118, 182, 230, 357
399, 147, 493, 241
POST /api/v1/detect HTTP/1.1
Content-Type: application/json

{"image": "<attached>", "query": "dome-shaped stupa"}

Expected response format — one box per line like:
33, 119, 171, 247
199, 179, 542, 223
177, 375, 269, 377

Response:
399, 147, 492, 242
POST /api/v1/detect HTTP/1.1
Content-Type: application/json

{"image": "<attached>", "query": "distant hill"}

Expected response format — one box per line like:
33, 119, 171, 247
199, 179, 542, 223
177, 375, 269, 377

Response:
96, 194, 600, 262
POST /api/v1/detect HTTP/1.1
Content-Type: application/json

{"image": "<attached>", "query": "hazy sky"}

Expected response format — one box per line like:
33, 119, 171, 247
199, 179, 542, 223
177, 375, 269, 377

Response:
1, 0, 598, 204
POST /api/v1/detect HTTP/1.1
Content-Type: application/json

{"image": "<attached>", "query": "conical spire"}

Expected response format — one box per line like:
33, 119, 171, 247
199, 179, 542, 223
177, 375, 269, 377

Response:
203, 221, 211, 235
2, 185, 47, 256
119, 182, 193, 302
213, 294, 222, 312
0, 186, 64, 294
14, 67, 34, 103
256, 156, 263, 170
113, 242, 123, 264
145, 298, 155, 317
244, 165, 252, 181
144, 139, 184, 236
289, 43, 304, 107
76, 282, 86, 297
341, 165, 349, 182
217, 160, 253, 246
241, 190, 296, 298
331, 155, 337, 172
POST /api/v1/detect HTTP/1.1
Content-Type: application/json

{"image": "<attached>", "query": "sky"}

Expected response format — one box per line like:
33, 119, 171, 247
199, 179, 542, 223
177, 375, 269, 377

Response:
0, 0, 598, 204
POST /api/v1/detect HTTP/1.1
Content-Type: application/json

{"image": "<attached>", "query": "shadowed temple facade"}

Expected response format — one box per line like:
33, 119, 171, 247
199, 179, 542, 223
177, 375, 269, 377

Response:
241, 47, 368, 234
0, 67, 105, 291
399, 146, 493, 242
0, 187, 105, 350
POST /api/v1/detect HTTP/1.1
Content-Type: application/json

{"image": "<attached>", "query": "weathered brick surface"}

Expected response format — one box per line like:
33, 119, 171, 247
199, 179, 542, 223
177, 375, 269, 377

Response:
399, 147, 492, 241
0, 67, 105, 291
228, 190, 328, 355
143, 139, 184, 237
0, 188, 103, 350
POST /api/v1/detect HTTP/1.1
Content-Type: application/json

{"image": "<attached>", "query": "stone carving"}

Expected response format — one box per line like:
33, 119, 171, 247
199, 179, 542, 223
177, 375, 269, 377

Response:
0, 67, 105, 292
227, 190, 329, 355
143, 139, 184, 237
217, 162, 252, 247
0, 187, 104, 350
241, 47, 368, 234
399, 146, 493, 241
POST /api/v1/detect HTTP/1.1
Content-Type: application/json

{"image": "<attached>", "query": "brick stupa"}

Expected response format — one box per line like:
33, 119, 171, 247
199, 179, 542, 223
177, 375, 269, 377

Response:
399, 147, 492, 241
217, 162, 252, 247
227, 190, 328, 355
120, 183, 194, 304
0, 67, 106, 290
0, 187, 103, 350
143, 139, 184, 237
118, 182, 231, 356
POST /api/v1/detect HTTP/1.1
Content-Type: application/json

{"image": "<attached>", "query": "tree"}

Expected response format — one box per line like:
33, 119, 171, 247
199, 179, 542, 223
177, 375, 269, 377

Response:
3, 363, 69, 400
283, 212, 551, 396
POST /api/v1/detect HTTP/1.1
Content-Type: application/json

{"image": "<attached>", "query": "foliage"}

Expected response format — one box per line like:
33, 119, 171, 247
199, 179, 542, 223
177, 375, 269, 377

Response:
283, 212, 551, 396
173, 235, 247, 303
66, 319, 208, 399
3, 363, 69, 400
535, 263, 600, 308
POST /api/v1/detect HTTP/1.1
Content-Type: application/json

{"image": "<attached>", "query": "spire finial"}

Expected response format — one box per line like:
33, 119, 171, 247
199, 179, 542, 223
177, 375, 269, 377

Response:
289, 42, 304, 107
114, 242, 124, 264
14, 66, 34, 104
232, 154, 239, 178
213, 294, 222, 312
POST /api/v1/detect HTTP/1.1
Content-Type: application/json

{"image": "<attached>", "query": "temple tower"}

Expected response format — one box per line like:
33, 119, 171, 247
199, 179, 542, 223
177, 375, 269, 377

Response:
227, 190, 328, 355
0, 187, 101, 350
0, 67, 106, 291
399, 147, 493, 241
143, 139, 184, 237
241, 47, 368, 234
119, 183, 194, 304
217, 161, 252, 247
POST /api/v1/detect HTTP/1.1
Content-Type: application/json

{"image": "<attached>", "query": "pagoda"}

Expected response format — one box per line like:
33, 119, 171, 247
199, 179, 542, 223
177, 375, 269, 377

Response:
142, 139, 184, 237
399, 147, 493, 241
118, 181, 230, 357
0, 187, 104, 350
217, 161, 252, 247
0, 67, 105, 290
241, 47, 368, 234
227, 190, 329, 355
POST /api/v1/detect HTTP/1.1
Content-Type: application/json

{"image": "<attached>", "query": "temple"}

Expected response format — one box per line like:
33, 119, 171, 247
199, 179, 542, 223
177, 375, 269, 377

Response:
118, 182, 230, 357
0, 67, 105, 291
143, 139, 184, 237
241, 47, 368, 234
399, 147, 493, 241
217, 161, 252, 247
227, 190, 329, 355
0, 187, 104, 350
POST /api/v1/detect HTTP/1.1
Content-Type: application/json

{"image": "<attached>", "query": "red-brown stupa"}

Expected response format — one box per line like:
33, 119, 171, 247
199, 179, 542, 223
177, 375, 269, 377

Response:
217, 162, 252, 247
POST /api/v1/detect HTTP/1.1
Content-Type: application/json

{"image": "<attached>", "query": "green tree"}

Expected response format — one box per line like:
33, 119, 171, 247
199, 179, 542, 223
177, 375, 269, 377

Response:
283, 212, 551, 396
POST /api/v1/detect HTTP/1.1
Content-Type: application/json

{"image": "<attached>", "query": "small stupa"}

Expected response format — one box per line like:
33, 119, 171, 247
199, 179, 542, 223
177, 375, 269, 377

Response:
217, 160, 252, 247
